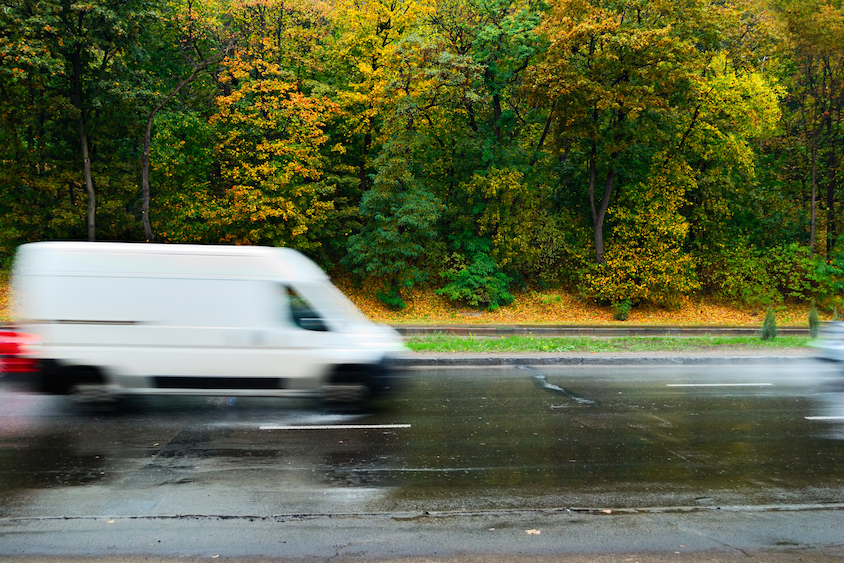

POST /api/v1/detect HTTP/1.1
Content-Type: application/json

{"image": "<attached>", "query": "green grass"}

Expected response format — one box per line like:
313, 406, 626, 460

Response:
405, 334, 812, 353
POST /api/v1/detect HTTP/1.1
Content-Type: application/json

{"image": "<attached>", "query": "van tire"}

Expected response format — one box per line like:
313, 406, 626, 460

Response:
323, 363, 383, 404
41, 364, 106, 396
321, 383, 370, 405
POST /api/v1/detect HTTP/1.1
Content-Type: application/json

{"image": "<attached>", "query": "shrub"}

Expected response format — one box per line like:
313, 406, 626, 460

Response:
436, 252, 514, 312
812, 233, 844, 310
761, 307, 777, 340
696, 242, 778, 307
765, 243, 815, 301
376, 287, 407, 311
612, 299, 632, 321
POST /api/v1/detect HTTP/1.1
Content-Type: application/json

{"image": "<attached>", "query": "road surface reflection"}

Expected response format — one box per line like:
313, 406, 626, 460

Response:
2, 361, 844, 517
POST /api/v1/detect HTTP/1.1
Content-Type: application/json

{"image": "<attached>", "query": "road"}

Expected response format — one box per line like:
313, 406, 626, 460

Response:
2, 359, 844, 560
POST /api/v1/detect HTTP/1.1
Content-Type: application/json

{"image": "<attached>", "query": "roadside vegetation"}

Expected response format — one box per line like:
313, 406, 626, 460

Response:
405, 334, 811, 353
0, 275, 818, 352
339, 279, 829, 327
1, 0, 843, 322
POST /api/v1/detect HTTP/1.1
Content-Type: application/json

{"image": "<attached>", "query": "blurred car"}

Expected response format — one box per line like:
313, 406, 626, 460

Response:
810, 321, 844, 362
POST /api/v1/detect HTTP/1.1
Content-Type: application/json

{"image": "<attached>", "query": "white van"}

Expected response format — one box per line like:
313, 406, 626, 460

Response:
8, 241, 405, 402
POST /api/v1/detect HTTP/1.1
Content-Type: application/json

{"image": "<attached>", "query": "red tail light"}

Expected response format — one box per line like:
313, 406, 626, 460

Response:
0, 330, 39, 373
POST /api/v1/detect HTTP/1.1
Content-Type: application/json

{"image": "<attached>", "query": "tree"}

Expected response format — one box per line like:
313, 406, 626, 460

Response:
140, 0, 232, 241
585, 157, 700, 306
774, 0, 844, 257
202, 0, 339, 251
533, 0, 717, 264
330, 0, 432, 196
0, 0, 161, 242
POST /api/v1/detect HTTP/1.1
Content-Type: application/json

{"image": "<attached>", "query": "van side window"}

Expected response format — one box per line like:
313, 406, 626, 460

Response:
286, 287, 328, 331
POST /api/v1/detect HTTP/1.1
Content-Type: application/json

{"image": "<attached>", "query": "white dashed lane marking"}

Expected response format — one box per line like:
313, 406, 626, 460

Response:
259, 423, 411, 430
666, 383, 773, 387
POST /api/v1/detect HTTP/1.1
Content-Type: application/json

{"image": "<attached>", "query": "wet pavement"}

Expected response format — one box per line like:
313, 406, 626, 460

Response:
2, 358, 844, 559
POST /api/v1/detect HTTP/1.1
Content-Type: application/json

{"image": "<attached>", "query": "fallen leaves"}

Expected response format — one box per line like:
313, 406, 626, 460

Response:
335, 276, 820, 327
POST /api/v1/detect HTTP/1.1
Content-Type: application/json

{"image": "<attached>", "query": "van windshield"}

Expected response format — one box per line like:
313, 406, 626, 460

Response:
292, 282, 371, 328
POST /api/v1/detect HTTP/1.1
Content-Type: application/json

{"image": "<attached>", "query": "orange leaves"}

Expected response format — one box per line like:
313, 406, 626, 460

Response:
334, 274, 817, 327
159, 0, 340, 250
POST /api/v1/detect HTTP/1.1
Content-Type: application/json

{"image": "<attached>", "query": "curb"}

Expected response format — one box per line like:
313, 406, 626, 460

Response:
394, 354, 818, 367
392, 325, 811, 337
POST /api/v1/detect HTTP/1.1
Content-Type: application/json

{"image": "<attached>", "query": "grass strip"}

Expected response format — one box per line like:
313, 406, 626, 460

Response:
405, 334, 812, 353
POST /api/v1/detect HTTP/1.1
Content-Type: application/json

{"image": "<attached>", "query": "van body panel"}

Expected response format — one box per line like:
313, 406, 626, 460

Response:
9, 242, 405, 399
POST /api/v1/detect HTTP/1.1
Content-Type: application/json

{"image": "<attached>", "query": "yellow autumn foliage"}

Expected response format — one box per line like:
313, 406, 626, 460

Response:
585, 157, 700, 306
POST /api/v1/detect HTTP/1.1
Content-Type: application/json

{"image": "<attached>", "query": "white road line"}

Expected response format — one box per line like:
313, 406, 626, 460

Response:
805, 416, 844, 421
259, 423, 411, 431
666, 383, 773, 387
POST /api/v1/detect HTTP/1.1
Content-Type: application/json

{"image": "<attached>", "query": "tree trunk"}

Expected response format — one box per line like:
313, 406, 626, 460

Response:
141, 115, 154, 241
588, 145, 600, 261
359, 131, 370, 193
141, 59, 219, 241
72, 49, 95, 241
827, 161, 837, 257
78, 116, 95, 242
588, 145, 616, 264
810, 137, 818, 257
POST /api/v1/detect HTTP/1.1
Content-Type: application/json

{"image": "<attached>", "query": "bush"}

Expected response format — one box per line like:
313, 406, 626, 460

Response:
765, 243, 815, 301
584, 247, 699, 308
761, 307, 777, 340
436, 252, 514, 312
376, 287, 407, 311
698, 239, 844, 309
583, 159, 700, 307
696, 243, 778, 307
612, 299, 632, 321
812, 233, 844, 310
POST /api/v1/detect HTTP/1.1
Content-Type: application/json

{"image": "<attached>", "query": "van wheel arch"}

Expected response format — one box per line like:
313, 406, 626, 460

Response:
41, 363, 107, 395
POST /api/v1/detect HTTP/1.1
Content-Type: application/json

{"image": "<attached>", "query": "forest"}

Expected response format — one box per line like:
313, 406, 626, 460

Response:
1, 0, 843, 314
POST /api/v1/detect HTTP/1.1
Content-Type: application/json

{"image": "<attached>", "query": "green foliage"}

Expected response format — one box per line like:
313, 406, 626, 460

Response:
761, 307, 778, 341
344, 133, 442, 307
698, 239, 844, 309
539, 293, 562, 305
696, 242, 778, 307
436, 252, 514, 311
813, 234, 844, 309
611, 299, 632, 322
0, 0, 842, 317
376, 286, 409, 311
583, 158, 700, 307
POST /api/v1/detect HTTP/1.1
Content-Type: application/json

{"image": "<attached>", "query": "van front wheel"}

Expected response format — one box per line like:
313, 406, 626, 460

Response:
322, 363, 384, 405
320, 383, 370, 404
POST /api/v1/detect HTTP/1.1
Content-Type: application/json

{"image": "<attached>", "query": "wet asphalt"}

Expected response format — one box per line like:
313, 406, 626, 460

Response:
0, 350, 844, 562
